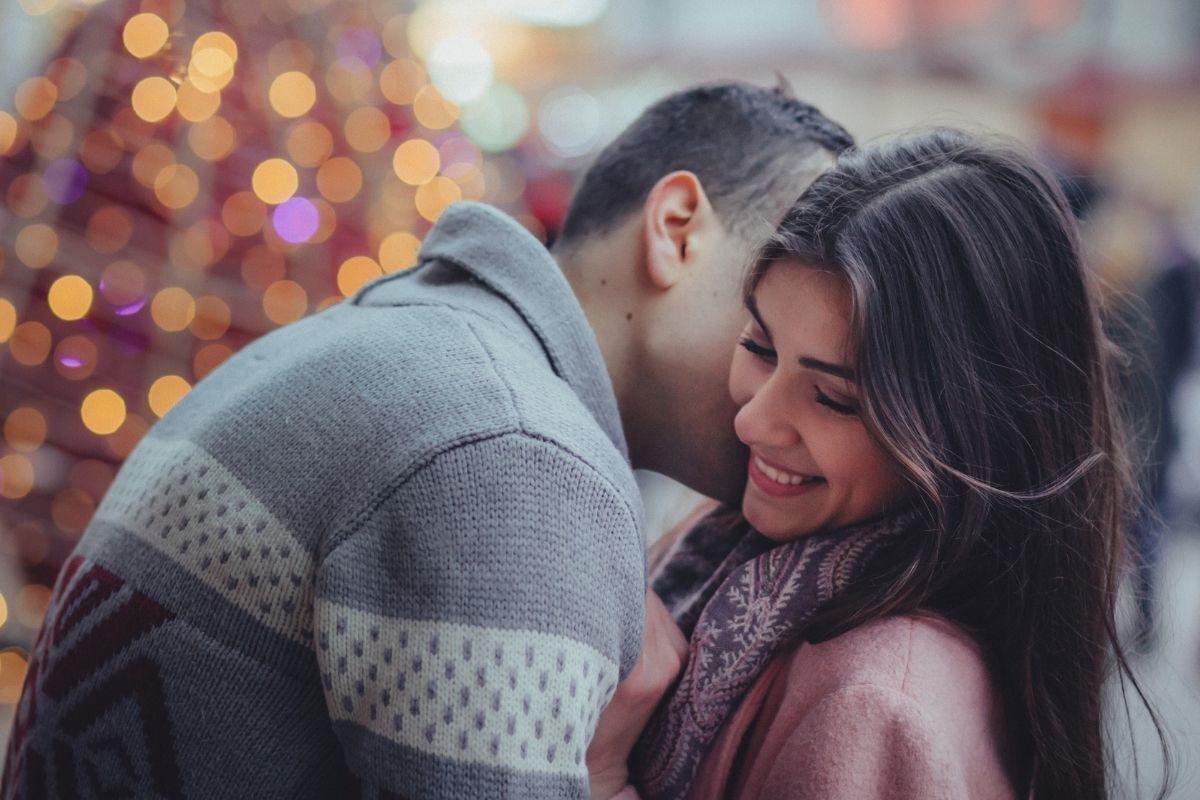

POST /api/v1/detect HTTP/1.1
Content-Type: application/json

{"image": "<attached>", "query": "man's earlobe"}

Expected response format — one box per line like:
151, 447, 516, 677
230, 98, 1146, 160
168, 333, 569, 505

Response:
642, 171, 711, 290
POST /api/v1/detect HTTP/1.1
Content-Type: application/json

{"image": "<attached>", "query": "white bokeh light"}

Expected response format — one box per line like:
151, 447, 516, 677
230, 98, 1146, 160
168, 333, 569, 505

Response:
537, 87, 602, 158
427, 35, 494, 104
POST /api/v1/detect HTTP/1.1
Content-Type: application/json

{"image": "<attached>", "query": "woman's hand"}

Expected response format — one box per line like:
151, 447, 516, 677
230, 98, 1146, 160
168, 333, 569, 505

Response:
587, 589, 689, 799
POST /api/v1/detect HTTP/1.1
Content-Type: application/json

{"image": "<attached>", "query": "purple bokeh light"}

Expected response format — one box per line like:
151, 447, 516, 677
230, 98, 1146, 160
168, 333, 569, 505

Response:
272, 197, 320, 244
113, 298, 147, 316
44, 159, 88, 205
336, 28, 382, 68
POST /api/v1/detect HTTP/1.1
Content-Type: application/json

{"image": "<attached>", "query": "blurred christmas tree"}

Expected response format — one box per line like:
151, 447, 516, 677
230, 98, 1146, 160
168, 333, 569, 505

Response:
0, 0, 586, 715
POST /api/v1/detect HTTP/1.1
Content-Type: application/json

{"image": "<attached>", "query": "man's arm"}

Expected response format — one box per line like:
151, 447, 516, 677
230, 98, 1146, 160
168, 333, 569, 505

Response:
314, 431, 645, 798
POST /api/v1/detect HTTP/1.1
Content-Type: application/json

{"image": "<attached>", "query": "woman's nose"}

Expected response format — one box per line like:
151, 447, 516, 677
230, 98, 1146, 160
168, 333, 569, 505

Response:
733, 376, 799, 450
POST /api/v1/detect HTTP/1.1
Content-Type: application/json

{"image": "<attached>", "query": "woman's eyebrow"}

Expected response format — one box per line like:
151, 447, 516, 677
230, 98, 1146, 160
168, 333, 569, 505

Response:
747, 293, 856, 381
799, 357, 856, 381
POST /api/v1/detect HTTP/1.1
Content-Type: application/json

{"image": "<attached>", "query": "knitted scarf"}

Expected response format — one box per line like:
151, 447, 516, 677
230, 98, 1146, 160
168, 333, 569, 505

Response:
629, 507, 920, 799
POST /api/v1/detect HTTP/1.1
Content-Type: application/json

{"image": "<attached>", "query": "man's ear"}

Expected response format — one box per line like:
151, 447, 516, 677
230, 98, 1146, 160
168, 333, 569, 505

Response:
641, 171, 716, 290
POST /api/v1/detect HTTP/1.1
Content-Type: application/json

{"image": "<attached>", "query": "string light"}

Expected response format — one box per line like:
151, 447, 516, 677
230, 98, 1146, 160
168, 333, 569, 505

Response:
270, 71, 317, 118
392, 138, 440, 185
1, 2, 552, 643
80, 389, 126, 435
252, 158, 299, 204
47, 275, 94, 321
336, 255, 383, 296
148, 375, 192, 417
131, 76, 177, 123
123, 13, 169, 59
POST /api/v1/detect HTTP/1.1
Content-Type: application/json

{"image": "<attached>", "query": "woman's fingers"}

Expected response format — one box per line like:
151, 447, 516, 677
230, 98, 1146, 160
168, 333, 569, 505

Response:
586, 590, 690, 799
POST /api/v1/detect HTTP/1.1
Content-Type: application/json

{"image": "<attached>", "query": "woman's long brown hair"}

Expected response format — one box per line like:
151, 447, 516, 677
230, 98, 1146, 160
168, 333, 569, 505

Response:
747, 128, 1168, 799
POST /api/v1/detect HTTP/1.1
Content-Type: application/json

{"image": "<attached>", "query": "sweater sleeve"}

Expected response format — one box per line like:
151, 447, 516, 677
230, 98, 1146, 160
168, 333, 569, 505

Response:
313, 431, 646, 799
752, 683, 970, 800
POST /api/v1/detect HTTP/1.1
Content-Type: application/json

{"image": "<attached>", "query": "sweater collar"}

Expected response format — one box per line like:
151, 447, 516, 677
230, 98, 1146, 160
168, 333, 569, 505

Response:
417, 202, 629, 462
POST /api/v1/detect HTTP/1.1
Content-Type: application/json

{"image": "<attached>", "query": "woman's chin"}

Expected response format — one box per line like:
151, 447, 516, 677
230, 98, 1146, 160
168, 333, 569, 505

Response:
742, 497, 818, 542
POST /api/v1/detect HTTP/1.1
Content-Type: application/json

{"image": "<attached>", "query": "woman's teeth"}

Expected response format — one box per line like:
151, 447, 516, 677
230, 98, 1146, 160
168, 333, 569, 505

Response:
755, 456, 820, 486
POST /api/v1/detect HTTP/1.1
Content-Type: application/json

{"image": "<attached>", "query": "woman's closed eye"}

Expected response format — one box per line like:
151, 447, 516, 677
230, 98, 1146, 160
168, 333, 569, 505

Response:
815, 387, 859, 416
739, 337, 777, 363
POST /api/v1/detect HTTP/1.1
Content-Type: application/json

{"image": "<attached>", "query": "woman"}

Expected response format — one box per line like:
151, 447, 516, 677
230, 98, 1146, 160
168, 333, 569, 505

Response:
586, 128, 1164, 799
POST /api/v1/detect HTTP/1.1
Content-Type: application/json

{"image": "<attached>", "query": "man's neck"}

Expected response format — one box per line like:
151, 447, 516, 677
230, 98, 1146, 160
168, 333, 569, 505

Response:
554, 233, 648, 470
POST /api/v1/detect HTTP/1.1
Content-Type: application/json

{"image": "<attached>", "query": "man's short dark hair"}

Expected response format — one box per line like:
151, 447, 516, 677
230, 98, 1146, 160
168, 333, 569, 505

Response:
557, 80, 854, 247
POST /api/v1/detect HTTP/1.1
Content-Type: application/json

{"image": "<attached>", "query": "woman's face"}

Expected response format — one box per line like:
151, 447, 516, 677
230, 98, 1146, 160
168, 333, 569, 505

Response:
729, 262, 911, 541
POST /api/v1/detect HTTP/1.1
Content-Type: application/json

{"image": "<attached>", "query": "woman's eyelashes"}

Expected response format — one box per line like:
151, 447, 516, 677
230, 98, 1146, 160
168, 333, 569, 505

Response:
740, 333, 860, 415
815, 387, 859, 416
738, 337, 777, 363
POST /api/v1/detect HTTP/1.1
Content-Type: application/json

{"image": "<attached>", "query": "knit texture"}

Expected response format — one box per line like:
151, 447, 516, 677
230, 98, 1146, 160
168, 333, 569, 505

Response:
1, 203, 646, 799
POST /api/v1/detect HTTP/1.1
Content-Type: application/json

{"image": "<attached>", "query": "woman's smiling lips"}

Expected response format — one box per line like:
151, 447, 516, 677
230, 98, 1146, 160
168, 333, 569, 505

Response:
747, 453, 826, 498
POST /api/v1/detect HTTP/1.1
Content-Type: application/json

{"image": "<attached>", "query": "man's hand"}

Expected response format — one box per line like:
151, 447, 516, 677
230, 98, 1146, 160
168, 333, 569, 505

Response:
586, 589, 689, 799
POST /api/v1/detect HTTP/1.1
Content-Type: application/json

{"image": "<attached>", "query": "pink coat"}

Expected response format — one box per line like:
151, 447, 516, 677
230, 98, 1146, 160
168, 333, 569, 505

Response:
681, 612, 1019, 799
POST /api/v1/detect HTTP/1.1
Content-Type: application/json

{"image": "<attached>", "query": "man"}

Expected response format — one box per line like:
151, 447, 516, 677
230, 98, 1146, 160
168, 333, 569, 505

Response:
2, 82, 851, 798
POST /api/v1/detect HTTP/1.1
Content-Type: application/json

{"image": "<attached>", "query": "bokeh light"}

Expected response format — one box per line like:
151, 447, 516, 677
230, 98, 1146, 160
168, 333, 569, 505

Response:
43, 159, 88, 204
51, 488, 95, 537
0, 455, 35, 500
392, 138, 440, 185
538, 86, 602, 158
54, 335, 98, 380
0, 111, 19, 154
151, 287, 197, 331
87, 207, 134, 253
131, 141, 175, 186
122, 12, 169, 59
154, 163, 201, 209
379, 231, 421, 272
176, 81, 222, 123
106, 413, 150, 459
47, 275, 93, 321
427, 35, 494, 104
14, 223, 58, 269
190, 295, 231, 340
30, 113, 74, 160
286, 120, 334, 167
414, 176, 462, 221
252, 158, 299, 204
380, 59, 426, 105
79, 129, 124, 174
131, 76, 177, 123
459, 83, 530, 152
344, 106, 392, 153
15, 77, 57, 122
9, 321, 51, 366
272, 196, 320, 243
337, 255, 383, 296
148, 375, 191, 417
189, 47, 235, 94
4, 408, 47, 453
270, 71, 318, 118
316, 156, 363, 203
188, 115, 237, 161
0, 300, 16, 343
222, 191, 267, 236
99, 260, 146, 307
194, 343, 233, 379
80, 389, 127, 435
262, 279, 308, 324
413, 86, 459, 129
7, 174, 48, 219
194, 31, 238, 63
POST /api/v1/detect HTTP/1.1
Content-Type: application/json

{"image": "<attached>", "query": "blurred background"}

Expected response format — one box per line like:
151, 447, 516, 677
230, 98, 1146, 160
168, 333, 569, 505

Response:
0, 0, 1197, 795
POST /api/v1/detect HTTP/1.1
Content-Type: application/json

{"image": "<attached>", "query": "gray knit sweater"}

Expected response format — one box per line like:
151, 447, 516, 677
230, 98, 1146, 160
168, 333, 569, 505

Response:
1, 203, 646, 799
